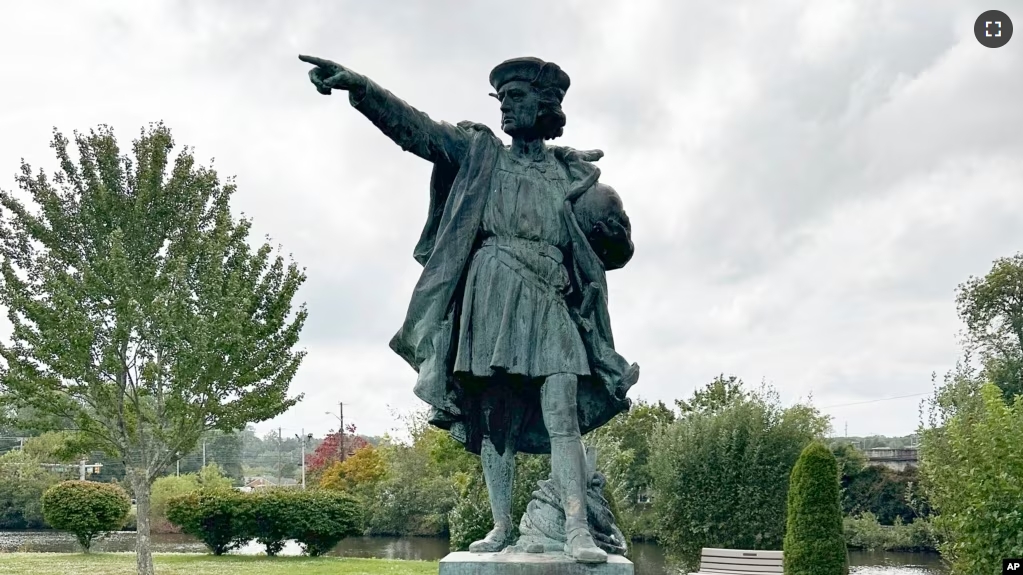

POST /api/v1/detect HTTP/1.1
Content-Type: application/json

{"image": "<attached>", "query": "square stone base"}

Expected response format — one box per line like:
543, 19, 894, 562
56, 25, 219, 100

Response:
438, 551, 634, 575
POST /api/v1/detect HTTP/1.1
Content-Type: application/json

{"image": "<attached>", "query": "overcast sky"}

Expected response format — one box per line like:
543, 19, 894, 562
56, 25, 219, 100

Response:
1, 1, 1020, 441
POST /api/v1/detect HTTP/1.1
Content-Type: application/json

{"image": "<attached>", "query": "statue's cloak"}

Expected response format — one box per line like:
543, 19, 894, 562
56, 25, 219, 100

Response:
387, 123, 639, 454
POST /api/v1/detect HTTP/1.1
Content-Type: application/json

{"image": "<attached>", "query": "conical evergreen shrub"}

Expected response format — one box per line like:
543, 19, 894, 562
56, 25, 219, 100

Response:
784, 441, 848, 575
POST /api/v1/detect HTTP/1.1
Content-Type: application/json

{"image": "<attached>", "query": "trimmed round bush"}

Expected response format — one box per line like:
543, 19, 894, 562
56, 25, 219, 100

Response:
246, 488, 300, 556
287, 489, 361, 556
784, 441, 848, 575
166, 489, 250, 555
41, 480, 131, 552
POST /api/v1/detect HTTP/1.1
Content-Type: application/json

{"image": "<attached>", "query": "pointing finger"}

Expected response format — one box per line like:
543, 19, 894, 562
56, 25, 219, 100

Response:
298, 54, 339, 69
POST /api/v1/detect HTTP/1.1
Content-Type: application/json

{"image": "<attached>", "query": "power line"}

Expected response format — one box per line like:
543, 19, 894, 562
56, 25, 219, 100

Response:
818, 392, 930, 410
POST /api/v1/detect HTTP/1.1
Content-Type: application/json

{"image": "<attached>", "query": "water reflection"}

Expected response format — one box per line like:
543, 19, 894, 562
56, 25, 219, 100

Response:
850, 550, 946, 574
0, 531, 204, 554
0, 531, 944, 575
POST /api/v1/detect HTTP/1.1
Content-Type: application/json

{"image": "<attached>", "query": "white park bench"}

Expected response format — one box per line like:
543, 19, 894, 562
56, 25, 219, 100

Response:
691, 547, 784, 575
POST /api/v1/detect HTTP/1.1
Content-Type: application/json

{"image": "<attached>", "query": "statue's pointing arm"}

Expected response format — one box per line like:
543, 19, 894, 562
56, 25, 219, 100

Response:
300, 55, 470, 166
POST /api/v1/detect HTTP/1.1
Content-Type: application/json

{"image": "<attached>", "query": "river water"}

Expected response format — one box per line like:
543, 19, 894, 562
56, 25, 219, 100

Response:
0, 531, 945, 575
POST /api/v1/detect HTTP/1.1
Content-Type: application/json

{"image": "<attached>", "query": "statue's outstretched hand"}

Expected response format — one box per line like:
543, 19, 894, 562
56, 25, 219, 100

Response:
299, 55, 365, 95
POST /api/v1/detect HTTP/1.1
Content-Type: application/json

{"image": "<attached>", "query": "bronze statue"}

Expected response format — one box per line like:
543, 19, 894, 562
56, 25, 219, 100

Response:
300, 54, 639, 564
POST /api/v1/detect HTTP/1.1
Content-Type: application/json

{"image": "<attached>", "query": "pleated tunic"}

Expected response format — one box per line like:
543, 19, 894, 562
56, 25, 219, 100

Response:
452, 148, 590, 379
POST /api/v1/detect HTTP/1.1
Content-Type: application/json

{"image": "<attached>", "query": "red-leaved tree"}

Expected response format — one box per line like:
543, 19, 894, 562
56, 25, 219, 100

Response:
307, 423, 369, 479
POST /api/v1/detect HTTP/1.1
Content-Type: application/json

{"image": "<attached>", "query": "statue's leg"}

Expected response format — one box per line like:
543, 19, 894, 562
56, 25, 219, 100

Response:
541, 373, 607, 563
468, 396, 517, 553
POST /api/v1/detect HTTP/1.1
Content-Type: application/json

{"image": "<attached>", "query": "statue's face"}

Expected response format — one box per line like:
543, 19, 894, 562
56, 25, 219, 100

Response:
496, 80, 540, 137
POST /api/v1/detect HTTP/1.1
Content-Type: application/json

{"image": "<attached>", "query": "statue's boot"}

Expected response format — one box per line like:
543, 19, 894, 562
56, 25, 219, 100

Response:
470, 436, 516, 553
468, 524, 513, 552
553, 436, 608, 563
565, 521, 608, 563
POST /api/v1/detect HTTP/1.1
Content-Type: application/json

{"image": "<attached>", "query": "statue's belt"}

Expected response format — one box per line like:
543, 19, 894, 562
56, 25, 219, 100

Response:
474, 236, 571, 303
479, 235, 564, 263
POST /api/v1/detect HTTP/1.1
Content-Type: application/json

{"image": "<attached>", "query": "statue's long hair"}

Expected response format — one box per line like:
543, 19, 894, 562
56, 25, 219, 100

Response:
533, 85, 567, 140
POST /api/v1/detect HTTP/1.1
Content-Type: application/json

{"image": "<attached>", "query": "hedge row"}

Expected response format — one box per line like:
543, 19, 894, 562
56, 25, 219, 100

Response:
166, 488, 360, 556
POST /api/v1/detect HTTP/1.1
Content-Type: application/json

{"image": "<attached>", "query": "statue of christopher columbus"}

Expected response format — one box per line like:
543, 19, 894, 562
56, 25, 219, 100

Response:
300, 54, 640, 564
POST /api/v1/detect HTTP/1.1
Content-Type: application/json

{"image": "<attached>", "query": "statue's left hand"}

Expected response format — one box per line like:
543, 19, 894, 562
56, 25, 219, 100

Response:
593, 219, 629, 243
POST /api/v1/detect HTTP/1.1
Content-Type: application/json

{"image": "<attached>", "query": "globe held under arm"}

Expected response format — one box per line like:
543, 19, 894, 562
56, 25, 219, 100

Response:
572, 183, 634, 271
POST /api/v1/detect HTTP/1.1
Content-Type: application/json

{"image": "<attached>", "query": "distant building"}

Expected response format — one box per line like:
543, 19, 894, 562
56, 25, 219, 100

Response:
244, 476, 299, 490
864, 446, 919, 472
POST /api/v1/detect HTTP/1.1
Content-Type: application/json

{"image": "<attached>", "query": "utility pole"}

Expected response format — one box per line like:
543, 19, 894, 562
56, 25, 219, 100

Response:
845, 421, 848, 437
79, 459, 86, 481
276, 426, 283, 486
338, 402, 345, 462
325, 402, 346, 462
202, 440, 207, 468
298, 429, 309, 490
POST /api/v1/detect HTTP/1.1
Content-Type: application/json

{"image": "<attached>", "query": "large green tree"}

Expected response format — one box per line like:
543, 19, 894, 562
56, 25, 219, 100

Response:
650, 377, 830, 570
675, 374, 749, 415
0, 124, 306, 575
919, 363, 1023, 574
588, 399, 674, 504
956, 253, 1023, 402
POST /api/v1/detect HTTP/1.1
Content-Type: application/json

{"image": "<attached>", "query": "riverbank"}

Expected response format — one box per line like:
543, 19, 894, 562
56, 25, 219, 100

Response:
0, 531, 945, 575
0, 553, 437, 575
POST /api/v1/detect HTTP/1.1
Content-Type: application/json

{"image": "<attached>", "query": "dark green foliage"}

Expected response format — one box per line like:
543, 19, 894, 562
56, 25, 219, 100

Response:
0, 450, 60, 529
920, 379, 1023, 574
842, 465, 923, 524
246, 489, 300, 556
41, 480, 131, 552
0, 123, 307, 572
586, 399, 675, 510
448, 471, 492, 551
784, 441, 848, 575
675, 375, 749, 415
166, 489, 360, 557
366, 415, 481, 537
286, 489, 361, 556
649, 379, 828, 571
843, 512, 936, 552
956, 253, 1023, 402
166, 490, 250, 555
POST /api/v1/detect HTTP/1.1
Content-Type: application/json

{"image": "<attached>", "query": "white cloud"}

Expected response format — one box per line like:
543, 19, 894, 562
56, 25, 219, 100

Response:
1, 0, 1020, 440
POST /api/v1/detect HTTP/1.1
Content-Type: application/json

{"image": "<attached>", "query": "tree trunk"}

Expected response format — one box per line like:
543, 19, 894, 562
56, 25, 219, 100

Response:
130, 470, 155, 575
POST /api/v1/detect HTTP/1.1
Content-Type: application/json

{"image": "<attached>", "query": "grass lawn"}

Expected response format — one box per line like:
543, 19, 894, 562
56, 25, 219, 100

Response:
0, 553, 439, 575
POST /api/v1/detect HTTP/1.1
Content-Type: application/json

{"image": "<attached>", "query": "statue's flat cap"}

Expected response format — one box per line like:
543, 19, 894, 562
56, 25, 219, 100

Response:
489, 57, 570, 97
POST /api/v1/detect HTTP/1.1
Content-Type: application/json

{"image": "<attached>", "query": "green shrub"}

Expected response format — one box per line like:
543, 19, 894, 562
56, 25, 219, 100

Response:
165, 488, 361, 557
649, 385, 828, 571
166, 489, 250, 555
286, 489, 361, 556
843, 512, 936, 552
0, 450, 60, 529
150, 475, 199, 534
921, 381, 1023, 573
246, 489, 299, 556
448, 471, 491, 551
122, 506, 137, 532
41, 480, 131, 552
784, 441, 848, 575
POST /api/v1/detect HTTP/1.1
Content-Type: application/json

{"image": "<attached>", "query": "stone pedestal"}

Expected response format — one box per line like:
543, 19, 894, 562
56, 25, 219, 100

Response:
438, 551, 634, 575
